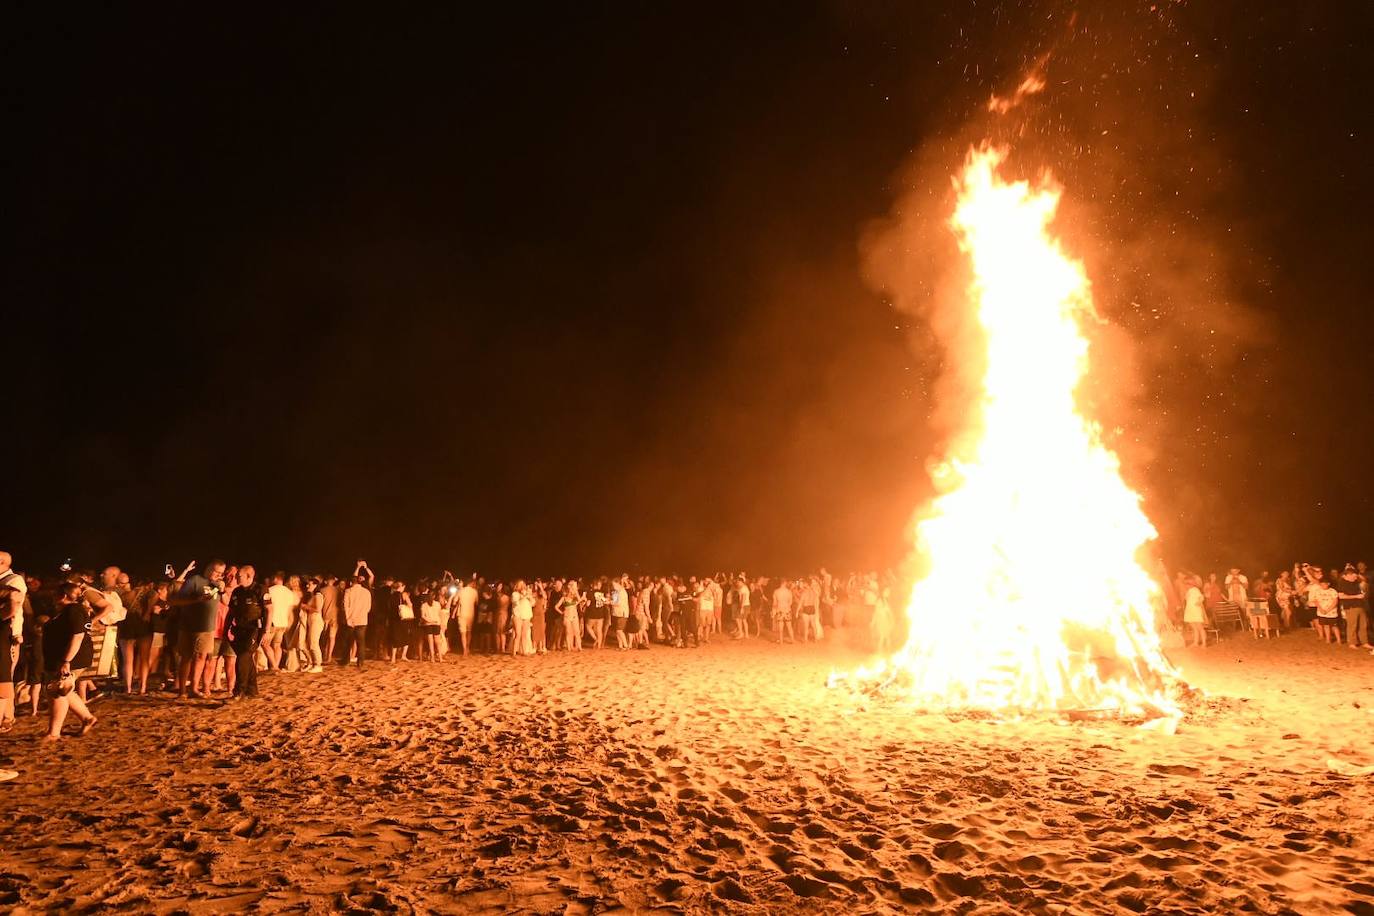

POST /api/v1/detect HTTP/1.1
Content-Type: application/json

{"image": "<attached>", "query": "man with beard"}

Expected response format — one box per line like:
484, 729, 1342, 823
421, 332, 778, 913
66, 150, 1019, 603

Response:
172, 560, 228, 699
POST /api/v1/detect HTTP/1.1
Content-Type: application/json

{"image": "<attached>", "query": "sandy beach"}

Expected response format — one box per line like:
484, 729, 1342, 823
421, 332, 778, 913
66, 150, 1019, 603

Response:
2, 629, 1372, 914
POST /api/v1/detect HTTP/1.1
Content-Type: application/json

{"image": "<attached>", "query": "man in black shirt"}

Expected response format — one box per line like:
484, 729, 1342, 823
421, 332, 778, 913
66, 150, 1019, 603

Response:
43, 582, 97, 740
225, 565, 269, 699
1336, 564, 1370, 649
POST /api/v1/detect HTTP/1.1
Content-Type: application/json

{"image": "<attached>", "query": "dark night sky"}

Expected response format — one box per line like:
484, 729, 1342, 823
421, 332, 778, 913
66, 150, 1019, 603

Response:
7, 2, 1373, 579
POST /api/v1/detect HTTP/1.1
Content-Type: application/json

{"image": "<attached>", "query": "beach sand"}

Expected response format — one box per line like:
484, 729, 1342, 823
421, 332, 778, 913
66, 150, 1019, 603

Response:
2, 629, 1371, 913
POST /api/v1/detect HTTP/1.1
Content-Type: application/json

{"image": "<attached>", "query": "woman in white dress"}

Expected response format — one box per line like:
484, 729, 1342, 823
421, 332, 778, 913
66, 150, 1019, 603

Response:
1183, 575, 1208, 647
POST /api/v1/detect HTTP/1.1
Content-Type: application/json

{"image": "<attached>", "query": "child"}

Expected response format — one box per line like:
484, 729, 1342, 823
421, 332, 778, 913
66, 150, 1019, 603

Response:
1313, 576, 1342, 644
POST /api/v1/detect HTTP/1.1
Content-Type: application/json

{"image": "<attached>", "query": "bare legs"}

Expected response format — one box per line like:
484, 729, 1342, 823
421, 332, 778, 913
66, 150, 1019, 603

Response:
47, 689, 96, 739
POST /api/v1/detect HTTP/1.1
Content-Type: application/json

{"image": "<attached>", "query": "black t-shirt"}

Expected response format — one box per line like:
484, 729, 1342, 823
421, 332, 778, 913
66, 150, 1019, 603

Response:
43, 602, 93, 671
227, 582, 268, 641
1335, 577, 1368, 607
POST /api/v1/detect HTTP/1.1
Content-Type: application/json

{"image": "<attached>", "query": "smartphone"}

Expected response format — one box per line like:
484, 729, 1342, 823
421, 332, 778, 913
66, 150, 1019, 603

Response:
165, 563, 175, 578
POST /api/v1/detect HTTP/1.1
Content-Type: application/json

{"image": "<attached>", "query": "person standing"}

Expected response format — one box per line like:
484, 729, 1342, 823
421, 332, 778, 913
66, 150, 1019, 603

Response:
531, 580, 548, 654
1314, 576, 1342, 643
456, 578, 478, 656
771, 579, 795, 644
116, 578, 154, 694
510, 580, 534, 656
559, 581, 582, 651
225, 565, 268, 699
264, 572, 296, 672
42, 582, 97, 740
1183, 574, 1208, 647
172, 560, 228, 699
1336, 564, 1370, 649
610, 576, 631, 650
732, 576, 751, 639
0, 550, 28, 737
301, 578, 325, 672
318, 575, 342, 666
342, 562, 373, 667
1224, 568, 1249, 611
419, 588, 446, 661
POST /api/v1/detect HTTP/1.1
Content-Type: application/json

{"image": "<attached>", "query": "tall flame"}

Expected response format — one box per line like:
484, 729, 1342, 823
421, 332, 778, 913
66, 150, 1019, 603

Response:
856, 147, 1181, 717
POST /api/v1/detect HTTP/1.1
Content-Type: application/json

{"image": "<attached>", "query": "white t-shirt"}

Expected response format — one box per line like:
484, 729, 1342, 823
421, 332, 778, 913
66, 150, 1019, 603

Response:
96, 587, 126, 625
343, 585, 372, 627
267, 584, 297, 628
512, 592, 534, 621
1315, 586, 1340, 619
420, 600, 444, 625
1, 571, 27, 638
736, 583, 750, 608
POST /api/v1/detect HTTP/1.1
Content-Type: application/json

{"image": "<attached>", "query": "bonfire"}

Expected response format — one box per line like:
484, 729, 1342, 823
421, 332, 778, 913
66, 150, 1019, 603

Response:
838, 146, 1186, 721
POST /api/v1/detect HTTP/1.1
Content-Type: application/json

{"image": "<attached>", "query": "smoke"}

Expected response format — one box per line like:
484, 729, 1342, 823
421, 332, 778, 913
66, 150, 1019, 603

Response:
857, 2, 1273, 571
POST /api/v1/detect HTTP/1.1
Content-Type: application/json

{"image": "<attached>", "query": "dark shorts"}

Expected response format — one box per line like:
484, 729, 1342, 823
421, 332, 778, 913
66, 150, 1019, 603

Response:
613, 616, 627, 632
421, 624, 441, 635
0, 629, 15, 684
1317, 615, 1341, 628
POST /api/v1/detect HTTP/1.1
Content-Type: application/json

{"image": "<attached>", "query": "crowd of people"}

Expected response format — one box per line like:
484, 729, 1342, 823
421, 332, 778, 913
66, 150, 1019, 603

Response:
3, 546, 1369, 784
0, 550, 900, 758
1171, 561, 1371, 650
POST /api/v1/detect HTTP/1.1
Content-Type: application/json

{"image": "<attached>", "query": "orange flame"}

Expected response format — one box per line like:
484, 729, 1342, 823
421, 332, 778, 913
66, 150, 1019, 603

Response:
850, 147, 1182, 718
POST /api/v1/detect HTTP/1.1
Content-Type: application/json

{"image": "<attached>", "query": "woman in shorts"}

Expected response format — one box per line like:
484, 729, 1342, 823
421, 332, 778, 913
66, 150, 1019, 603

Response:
117, 580, 154, 695
510, 580, 534, 656
559, 581, 583, 651
146, 580, 172, 690
419, 588, 446, 661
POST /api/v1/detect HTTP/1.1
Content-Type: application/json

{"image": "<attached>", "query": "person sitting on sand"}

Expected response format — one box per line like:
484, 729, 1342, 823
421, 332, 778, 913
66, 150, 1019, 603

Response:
43, 582, 97, 740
